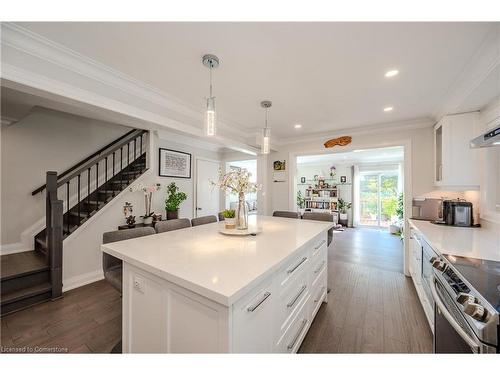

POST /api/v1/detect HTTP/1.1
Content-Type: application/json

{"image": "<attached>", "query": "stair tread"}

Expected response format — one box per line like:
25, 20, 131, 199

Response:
1, 282, 52, 304
69, 211, 88, 217
1, 251, 49, 280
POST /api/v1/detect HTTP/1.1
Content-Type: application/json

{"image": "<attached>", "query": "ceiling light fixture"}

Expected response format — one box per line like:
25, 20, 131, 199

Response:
294, 124, 302, 129
385, 69, 399, 78
202, 54, 220, 136
261, 100, 272, 154
384, 106, 394, 112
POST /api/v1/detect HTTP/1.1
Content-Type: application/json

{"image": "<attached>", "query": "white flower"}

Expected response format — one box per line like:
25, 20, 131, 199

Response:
211, 169, 261, 195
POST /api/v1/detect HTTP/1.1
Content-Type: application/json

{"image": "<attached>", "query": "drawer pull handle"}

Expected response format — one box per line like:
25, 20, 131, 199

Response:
287, 257, 307, 274
287, 319, 308, 351
314, 261, 326, 274
287, 285, 307, 308
314, 240, 326, 250
314, 287, 326, 303
247, 291, 271, 312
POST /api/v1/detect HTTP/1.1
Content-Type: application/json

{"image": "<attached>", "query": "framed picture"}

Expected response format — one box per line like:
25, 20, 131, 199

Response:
159, 148, 191, 178
340, 176, 347, 183
273, 160, 286, 171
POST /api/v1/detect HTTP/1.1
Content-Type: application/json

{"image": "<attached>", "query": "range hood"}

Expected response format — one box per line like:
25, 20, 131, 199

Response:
470, 123, 500, 148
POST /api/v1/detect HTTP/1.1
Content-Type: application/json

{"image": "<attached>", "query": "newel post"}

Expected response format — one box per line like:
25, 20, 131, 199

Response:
46, 171, 63, 299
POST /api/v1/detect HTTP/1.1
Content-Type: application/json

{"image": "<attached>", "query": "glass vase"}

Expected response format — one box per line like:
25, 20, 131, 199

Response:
236, 192, 248, 230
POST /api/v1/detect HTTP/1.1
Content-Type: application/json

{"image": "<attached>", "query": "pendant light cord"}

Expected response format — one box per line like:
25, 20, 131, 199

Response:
209, 65, 213, 98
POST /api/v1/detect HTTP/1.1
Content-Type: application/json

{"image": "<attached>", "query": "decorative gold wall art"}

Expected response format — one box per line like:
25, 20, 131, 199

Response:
324, 136, 352, 148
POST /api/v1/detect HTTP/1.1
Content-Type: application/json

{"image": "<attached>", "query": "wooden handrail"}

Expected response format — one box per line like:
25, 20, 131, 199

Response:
32, 129, 147, 195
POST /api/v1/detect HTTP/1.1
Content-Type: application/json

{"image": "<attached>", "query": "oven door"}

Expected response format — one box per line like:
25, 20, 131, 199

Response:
431, 275, 481, 353
421, 242, 436, 305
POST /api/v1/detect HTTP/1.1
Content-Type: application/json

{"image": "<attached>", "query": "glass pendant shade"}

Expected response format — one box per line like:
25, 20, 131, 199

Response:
205, 96, 216, 136
262, 127, 271, 154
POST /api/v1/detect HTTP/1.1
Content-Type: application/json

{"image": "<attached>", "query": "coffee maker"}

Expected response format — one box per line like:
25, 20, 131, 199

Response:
440, 199, 473, 227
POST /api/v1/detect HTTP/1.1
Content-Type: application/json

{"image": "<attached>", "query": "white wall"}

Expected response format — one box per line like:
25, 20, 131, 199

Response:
0, 107, 131, 246
0, 106, 223, 289
156, 137, 221, 219
269, 123, 435, 213
60, 131, 222, 290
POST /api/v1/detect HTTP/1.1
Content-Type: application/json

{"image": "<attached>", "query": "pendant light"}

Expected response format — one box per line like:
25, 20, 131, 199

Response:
261, 100, 272, 154
202, 54, 220, 136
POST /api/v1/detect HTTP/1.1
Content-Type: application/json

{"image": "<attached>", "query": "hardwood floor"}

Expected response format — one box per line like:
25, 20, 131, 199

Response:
1, 280, 121, 353
299, 227, 433, 353
1, 227, 432, 354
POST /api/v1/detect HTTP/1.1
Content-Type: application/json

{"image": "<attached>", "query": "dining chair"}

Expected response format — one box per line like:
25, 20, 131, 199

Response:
102, 227, 156, 293
302, 212, 334, 247
218, 212, 225, 221
155, 218, 191, 233
102, 226, 155, 354
191, 215, 218, 226
272, 210, 301, 219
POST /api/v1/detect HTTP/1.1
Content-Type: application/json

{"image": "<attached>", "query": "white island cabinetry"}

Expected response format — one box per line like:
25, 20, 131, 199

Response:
102, 216, 331, 353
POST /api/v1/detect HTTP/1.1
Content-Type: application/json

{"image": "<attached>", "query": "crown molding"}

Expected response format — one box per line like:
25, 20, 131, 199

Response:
1, 22, 250, 140
433, 24, 500, 120
274, 117, 434, 146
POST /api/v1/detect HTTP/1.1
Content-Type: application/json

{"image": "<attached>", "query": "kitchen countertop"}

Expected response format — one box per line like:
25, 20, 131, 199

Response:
102, 215, 334, 306
408, 219, 500, 261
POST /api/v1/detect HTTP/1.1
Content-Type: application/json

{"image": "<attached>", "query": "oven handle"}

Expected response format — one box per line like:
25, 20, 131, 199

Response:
430, 275, 480, 353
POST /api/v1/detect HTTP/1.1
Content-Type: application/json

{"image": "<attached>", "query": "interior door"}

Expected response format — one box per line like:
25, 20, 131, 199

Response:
195, 159, 220, 218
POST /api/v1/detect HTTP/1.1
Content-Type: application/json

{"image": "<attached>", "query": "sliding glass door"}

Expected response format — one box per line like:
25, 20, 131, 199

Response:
358, 170, 399, 227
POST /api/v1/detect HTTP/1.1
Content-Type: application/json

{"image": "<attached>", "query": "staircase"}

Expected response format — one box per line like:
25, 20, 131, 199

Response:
1, 129, 149, 316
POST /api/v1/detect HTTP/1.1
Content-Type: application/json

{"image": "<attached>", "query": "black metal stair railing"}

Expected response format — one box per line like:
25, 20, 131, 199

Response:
33, 129, 149, 297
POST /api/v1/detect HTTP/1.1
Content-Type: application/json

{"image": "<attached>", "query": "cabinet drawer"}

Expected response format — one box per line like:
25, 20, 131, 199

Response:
310, 235, 327, 259
274, 294, 310, 353
310, 268, 327, 320
310, 247, 327, 286
232, 278, 275, 353
276, 268, 309, 335
277, 248, 310, 289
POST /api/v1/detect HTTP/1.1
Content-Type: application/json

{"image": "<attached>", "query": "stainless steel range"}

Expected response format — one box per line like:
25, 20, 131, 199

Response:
431, 254, 500, 353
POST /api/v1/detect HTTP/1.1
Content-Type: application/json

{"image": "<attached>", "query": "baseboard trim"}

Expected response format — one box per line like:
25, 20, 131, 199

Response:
0, 242, 31, 256
63, 270, 104, 292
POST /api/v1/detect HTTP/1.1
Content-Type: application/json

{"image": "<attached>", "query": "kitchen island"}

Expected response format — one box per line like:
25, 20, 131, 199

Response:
101, 215, 333, 353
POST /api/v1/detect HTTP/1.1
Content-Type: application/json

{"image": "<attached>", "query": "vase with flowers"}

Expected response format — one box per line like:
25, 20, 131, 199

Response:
211, 169, 261, 230
130, 183, 161, 225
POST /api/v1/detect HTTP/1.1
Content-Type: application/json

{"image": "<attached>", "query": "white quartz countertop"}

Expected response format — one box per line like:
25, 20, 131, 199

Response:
102, 215, 333, 306
408, 219, 500, 261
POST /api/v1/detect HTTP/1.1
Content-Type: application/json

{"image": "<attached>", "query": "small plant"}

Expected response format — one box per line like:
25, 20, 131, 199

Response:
396, 192, 404, 220
337, 198, 352, 214
222, 209, 235, 219
297, 190, 306, 209
165, 182, 188, 212
126, 215, 136, 227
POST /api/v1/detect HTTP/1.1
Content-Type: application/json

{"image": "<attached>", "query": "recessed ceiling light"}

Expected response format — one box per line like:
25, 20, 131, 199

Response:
294, 124, 302, 129
385, 69, 399, 78
384, 106, 394, 112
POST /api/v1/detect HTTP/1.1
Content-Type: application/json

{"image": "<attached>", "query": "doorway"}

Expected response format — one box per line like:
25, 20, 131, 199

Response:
358, 168, 401, 227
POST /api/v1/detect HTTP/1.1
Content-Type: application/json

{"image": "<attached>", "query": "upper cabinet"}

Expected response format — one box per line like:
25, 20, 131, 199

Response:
434, 112, 479, 188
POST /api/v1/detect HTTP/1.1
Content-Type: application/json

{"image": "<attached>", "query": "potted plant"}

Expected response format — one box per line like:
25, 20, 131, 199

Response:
125, 215, 136, 228
130, 183, 161, 225
337, 198, 352, 221
221, 209, 236, 229
165, 182, 187, 220
297, 190, 306, 210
